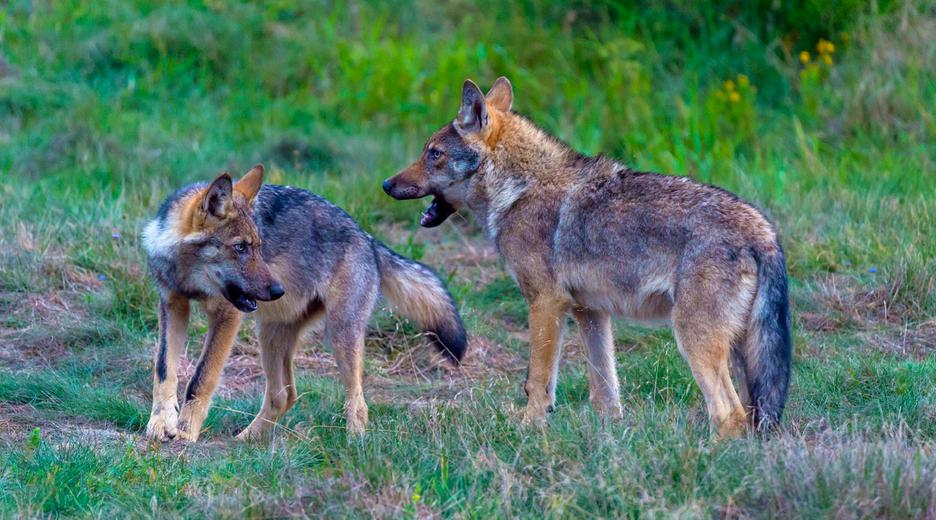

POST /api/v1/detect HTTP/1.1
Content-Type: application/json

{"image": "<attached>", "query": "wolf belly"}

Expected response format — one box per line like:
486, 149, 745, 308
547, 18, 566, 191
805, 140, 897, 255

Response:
558, 261, 674, 325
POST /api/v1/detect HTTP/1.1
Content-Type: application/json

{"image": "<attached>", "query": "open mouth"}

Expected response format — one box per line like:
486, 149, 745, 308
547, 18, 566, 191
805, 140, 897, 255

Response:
223, 284, 258, 313
420, 196, 455, 227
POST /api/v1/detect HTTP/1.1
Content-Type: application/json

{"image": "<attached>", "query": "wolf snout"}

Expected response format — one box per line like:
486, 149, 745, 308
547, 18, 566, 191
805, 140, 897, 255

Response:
267, 282, 285, 301
382, 177, 424, 200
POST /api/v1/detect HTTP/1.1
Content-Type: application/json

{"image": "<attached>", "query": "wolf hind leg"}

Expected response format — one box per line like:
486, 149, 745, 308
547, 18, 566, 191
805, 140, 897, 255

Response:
325, 278, 379, 437
673, 324, 747, 437
672, 269, 755, 438
572, 307, 623, 420
730, 343, 752, 412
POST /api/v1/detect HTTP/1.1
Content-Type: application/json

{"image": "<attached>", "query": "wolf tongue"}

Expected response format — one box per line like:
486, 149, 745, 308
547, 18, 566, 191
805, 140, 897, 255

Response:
420, 196, 455, 227
420, 200, 440, 226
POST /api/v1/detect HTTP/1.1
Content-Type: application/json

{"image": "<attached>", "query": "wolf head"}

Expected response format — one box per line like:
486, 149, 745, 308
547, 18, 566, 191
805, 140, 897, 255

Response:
144, 165, 284, 312
383, 77, 513, 227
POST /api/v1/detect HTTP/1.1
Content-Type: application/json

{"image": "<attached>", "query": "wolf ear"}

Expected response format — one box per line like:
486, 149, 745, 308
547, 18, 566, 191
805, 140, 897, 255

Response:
485, 76, 513, 112
203, 173, 233, 219
234, 164, 264, 203
455, 79, 487, 135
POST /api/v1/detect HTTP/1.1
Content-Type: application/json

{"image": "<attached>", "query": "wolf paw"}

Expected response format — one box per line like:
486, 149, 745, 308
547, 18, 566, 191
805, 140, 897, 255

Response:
234, 425, 269, 442
174, 404, 205, 442
145, 410, 179, 442
589, 397, 624, 422
521, 404, 550, 427
714, 407, 749, 440
344, 399, 369, 437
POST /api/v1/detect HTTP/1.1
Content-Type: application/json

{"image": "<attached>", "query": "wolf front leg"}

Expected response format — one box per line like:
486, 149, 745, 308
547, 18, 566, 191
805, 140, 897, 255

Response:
177, 299, 242, 441
523, 296, 569, 425
146, 293, 190, 441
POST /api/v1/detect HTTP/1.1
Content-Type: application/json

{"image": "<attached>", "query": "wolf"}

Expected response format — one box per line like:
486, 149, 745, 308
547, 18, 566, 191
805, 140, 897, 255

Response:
383, 77, 791, 436
142, 165, 467, 442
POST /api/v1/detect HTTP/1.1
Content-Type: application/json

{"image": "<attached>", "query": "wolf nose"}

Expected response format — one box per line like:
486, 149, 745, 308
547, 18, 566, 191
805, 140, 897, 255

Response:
268, 283, 285, 301
382, 178, 394, 195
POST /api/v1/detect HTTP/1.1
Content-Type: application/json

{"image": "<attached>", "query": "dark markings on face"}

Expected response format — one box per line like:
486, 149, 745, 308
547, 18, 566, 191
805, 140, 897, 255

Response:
425, 124, 482, 182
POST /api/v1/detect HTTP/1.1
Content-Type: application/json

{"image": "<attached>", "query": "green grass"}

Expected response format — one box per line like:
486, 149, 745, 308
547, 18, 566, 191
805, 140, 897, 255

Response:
2, 0, 935, 517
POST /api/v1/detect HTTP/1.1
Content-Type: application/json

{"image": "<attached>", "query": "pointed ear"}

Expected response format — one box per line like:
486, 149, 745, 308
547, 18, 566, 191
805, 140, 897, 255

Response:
454, 79, 487, 135
234, 164, 264, 202
202, 173, 233, 219
485, 76, 513, 112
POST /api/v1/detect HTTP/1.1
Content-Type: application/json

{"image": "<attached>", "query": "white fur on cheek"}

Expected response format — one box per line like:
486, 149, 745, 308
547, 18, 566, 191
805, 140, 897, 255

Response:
452, 159, 471, 175
200, 245, 219, 258
142, 218, 181, 258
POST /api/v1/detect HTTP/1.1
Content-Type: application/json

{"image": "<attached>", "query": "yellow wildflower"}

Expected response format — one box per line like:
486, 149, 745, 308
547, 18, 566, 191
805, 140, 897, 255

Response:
800, 51, 811, 64
737, 74, 750, 87
723, 79, 735, 91
822, 54, 832, 65
728, 91, 740, 103
817, 39, 835, 54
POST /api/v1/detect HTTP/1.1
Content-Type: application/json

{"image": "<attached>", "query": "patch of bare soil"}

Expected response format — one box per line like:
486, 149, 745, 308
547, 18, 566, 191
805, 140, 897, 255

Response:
801, 274, 936, 358
805, 273, 916, 331
858, 320, 936, 360
0, 402, 136, 449
175, 327, 340, 400
0, 290, 95, 370
0, 403, 39, 442
192, 471, 441, 519
376, 219, 502, 289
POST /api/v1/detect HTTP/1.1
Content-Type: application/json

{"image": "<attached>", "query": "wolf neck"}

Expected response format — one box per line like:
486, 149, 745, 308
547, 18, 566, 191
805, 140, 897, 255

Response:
475, 113, 581, 240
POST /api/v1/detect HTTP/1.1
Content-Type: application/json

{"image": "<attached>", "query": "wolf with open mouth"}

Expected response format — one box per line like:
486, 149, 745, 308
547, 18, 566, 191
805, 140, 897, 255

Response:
384, 77, 791, 437
142, 165, 467, 443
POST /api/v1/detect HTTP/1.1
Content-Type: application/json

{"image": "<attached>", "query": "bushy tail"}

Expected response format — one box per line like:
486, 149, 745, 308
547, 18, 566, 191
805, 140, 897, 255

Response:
742, 244, 793, 431
373, 241, 468, 364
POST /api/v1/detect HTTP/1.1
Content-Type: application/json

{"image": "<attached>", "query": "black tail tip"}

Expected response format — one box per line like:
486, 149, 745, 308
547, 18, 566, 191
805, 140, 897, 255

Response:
430, 323, 468, 365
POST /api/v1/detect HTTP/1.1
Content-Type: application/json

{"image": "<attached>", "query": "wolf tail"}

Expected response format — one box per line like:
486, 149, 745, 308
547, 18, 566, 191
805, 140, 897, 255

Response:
373, 241, 468, 364
740, 243, 793, 431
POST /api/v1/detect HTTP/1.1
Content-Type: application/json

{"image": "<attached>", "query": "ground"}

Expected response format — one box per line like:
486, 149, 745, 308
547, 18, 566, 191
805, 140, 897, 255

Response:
1, 1, 935, 518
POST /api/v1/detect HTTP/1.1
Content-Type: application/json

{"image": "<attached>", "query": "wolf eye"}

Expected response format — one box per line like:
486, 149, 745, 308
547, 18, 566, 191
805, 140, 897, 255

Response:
233, 243, 248, 254
428, 149, 443, 160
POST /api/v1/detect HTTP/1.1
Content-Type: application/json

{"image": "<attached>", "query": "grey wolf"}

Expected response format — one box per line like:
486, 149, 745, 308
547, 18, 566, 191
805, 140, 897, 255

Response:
142, 165, 466, 441
383, 77, 791, 436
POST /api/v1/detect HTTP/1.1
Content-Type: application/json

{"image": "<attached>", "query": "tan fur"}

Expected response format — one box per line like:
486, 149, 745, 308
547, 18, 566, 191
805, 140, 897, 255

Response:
379, 267, 452, 330
522, 296, 570, 424
236, 308, 323, 441
145, 294, 190, 441
177, 298, 242, 441
385, 77, 790, 436
144, 167, 281, 442
234, 165, 264, 200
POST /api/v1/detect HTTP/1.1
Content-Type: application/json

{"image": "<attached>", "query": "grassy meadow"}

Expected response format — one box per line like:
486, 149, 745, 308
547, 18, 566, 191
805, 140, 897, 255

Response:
2, 0, 936, 517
